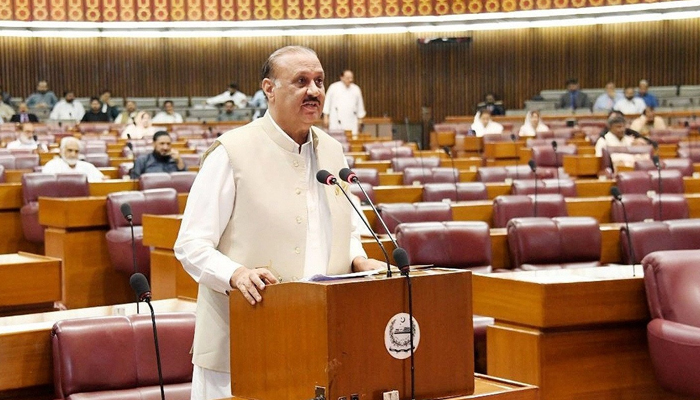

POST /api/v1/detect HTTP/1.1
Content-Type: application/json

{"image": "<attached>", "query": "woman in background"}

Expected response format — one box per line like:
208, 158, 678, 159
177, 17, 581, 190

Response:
518, 110, 549, 137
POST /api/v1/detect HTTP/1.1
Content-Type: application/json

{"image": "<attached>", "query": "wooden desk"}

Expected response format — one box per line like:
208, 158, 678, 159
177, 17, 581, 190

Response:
88, 179, 138, 196
39, 197, 132, 309
0, 253, 61, 313
562, 155, 600, 177
473, 266, 691, 400
0, 183, 43, 255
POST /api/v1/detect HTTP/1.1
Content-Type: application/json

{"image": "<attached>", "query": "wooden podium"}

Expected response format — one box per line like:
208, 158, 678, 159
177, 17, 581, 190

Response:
229, 270, 474, 400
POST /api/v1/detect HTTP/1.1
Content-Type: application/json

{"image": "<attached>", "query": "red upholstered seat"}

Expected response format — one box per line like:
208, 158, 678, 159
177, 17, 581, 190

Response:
635, 158, 693, 177
616, 171, 653, 194
402, 167, 458, 185
375, 202, 452, 234
611, 194, 689, 223
506, 216, 601, 271
344, 155, 355, 169
139, 171, 197, 193
677, 147, 700, 163
0, 154, 15, 169
352, 168, 380, 186
422, 182, 488, 202
105, 188, 180, 277
476, 166, 508, 183
20, 172, 90, 243
492, 194, 568, 228
650, 169, 684, 194
84, 152, 110, 167
642, 250, 700, 397
390, 157, 440, 172
52, 312, 195, 400
619, 218, 700, 264
13, 154, 39, 170
369, 146, 413, 160
511, 179, 577, 197
349, 182, 375, 204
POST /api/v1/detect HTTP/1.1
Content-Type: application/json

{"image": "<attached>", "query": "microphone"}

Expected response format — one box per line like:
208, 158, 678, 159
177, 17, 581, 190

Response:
129, 273, 166, 400
317, 169, 393, 278
511, 133, 519, 179
611, 186, 636, 277
121, 202, 139, 311
551, 141, 561, 194
442, 146, 459, 202
627, 128, 658, 149
120, 202, 133, 222
652, 155, 662, 220
528, 159, 538, 217
392, 246, 416, 400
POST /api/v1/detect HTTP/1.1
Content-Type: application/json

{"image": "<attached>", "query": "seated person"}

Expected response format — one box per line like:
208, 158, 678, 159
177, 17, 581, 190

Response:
151, 100, 184, 124
217, 100, 247, 122
629, 107, 667, 136
129, 131, 186, 179
0, 98, 14, 121
558, 78, 592, 110
593, 82, 623, 113
121, 111, 157, 139
518, 110, 549, 137
6, 123, 39, 150
471, 110, 503, 137
595, 116, 647, 169
42, 137, 105, 182
476, 93, 505, 116
614, 87, 646, 115
49, 90, 85, 121
10, 102, 39, 123
81, 97, 111, 122
115, 100, 138, 125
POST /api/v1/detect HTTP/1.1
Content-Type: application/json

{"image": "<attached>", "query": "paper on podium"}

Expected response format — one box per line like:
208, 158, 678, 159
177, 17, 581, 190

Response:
300, 269, 384, 282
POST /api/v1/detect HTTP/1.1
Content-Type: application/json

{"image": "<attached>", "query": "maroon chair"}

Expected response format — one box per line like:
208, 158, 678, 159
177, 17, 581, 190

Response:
635, 158, 693, 177
402, 167, 457, 185
363, 140, 404, 151
666, 219, 700, 251
611, 194, 689, 223
616, 171, 653, 194
506, 217, 601, 271
375, 202, 452, 234
391, 157, 440, 172
650, 169, 684, 194
492, 194, 567, 228
352, 168, 380, 186
13, 154, 39, 170
677, 147, 700, 163
619, 222, 672, 265
52, 312, 195, 400
642, 250, 700, 397
349, 182, 375, 204
511, 179, 577, 197
0, 154, 14, 169
653, 194, 690, 221
476, 166, 508, 183
139, 171, 197, 193
0, 164, 4, 183
345, 155, 355, 169
369, 147, 413, 160
84, 153, 110, 168
20, 172, 90, 243
180, 153, 201, 168
601, 145, 654, 173
422, 182, 488, 202
105, 188, 179, 277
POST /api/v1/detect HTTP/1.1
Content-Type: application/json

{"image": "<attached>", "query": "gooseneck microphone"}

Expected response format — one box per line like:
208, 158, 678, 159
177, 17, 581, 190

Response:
392, 247, 416, 400
316, 170, 392, 278
528, 159, 538, 217
511, 133, 519, 179
551, 140, 561, 194
121, 202, 140, 312
652, 155, 662, 220
129, 273, 165, 400
442, 146, 459, 202
627, 128, 659, 150
611, 186, 636, 277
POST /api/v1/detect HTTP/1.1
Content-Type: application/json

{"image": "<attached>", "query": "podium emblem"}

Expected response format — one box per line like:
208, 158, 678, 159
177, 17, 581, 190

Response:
384, 313, 421, 359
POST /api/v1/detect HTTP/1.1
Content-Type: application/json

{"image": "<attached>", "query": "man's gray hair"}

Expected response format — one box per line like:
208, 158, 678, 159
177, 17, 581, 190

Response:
60, 136, 82, 152
260, 45, 318, 82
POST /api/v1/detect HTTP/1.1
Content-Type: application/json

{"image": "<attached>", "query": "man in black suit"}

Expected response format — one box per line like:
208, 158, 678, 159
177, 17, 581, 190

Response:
10, 102, 39, 123
558, 78, 592, 110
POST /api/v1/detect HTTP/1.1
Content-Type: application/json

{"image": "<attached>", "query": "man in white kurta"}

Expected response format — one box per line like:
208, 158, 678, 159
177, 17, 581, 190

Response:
49, 91, 85, 121
323, 70, 366, 136
42, 137, 105, 182
173, 46, 384, 400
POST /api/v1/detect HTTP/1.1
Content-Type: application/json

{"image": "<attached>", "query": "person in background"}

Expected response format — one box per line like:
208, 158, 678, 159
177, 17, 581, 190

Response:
0, 84, 11, 106
0, 98, 14, 121
476, 93, 505, 116
81, 97, 111, 122
323, 69, 366, 136
636, 79, 659, 108
518, 110, 549, 137
217, 101, 242, 122
99, 89, 121, 121
629, 107, 667, 136
10, 102, 39, 123
206, 83, 248, 108
115, 100, 138, 125
614, 87, 646, 115
6, 123, 39, 150
42, 137, 105, 182
129, 131, 186, 179
248, 89, 268, 119
152, 100, 184, 123
471, 109, 504, 136
121, 111, 157, 139
50, 90, 85, 121
25, 80, 58, 110
593, 82, 623, 113
595, 116, 634, 157
558, 78, 592, 110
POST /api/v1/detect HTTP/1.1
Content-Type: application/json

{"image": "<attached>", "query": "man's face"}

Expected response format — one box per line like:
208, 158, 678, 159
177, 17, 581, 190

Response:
65, 92, 75, 103
37, 81, 48, 93
62, 142, 81, 165
18, 103, 28, 113
485, 94, 495, 103
567, 83, 578, 92
153, 135, 172, 156
164, 102, 174, 113
479, 113, 491, 126
90, 99, 101, 112
638, 82, 648, 95
224, 102, 234, 113
610, 122, 625, 139
340, 71, 353, 87
264, 51, 325, 136
101, 92, 111, 102
624, 88, 635, 100
645, 108, 655, 120
126, 101, 136, 112
530, 112, 540, 126
605, 83, 616, 96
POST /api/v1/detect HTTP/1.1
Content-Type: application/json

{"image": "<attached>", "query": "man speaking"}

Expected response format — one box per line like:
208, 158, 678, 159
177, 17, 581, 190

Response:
174, 46, 384, 400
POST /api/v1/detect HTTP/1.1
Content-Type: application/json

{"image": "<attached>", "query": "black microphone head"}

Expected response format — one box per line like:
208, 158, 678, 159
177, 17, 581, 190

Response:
442, 146, 451, 156
528, 159, 537, 172
126, 142, 133, 150
33, 134, 38, 142
610, 186, 622, 201
127, 133, 132, 139
626, 128, 641, 138
510, 133, 516, 142
652, 155, 660, 168
120, 202, 133, 222
129, 272, 151, 301
338, 167, 358, 183
393, 247, 410, 274
315, 170, 336, 186
551, 140, 558, 150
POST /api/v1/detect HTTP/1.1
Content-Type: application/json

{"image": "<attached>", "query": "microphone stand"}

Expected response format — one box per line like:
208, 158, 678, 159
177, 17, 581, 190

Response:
611, 187, 636, 277
393, 248, 415, 400
145, 298, 165, 400
443, 146, 459, 202
130, 273, 165, 400
653, 156, 662, 220
511, 134, 519, 179
528, 160, 538, 217
552, 141, 561, 194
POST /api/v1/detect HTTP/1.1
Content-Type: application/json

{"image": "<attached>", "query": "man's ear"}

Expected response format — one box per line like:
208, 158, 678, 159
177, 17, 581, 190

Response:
262, 79, 275, 102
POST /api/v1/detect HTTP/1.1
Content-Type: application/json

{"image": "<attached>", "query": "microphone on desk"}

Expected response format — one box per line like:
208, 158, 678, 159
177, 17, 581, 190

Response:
626, 128, 658, 150
511, 134, 519, 179
121, 202, 140, 311
528, 159, 539, 217
317, 169, 393, 278
652, 155, 663, 220
611, 186, 636, 277
442, 146, 459, 202
391, 245, 417, 400
551, 140, 561, 194
129, 273, 165, 400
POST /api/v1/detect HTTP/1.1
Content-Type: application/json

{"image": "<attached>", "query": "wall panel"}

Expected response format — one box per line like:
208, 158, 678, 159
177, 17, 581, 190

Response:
1, 18, 699, 123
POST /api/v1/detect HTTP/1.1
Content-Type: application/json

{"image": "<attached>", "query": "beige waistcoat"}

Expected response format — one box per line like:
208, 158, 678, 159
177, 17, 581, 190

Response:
191, 114, 360, 372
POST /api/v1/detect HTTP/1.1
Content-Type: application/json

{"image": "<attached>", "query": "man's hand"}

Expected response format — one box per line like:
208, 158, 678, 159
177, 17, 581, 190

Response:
352, 256, 387, 272
230, 267, 279, 305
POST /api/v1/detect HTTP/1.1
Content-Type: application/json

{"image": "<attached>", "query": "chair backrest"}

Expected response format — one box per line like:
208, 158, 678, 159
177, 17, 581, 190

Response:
620, 221, 673, 264
511, 179, 577, 197
21, 172, 90, 204
349, 182, 374, 204
396, 221, 491, 271
531, 145, 577, 168
507, 216, 601, 270
376, 202, 452, 234
391, 157, 440, 172
654, 194, 689, 221
369, 147, 413, 161
617, 171, 653, 194
13, 154, 40, 170
602, 145, 654, 171
402, 167, 458, 185
650, 169, 684, 194
139, 171, 197, 193
610, 194, 653, 223
352, 168, 380, 186
666, 219, 700, 251
476, 166, 508, 183
0, 164, 4, 183
422, 182, 488, 202
492, 194, 567, 228
0, 154, 14, 169
643, 250, 700, 327
84, 153, 110, 167
661, 158, 694, 177
677, 147, 700, 163
106, 188, 179, 228
345, 155, 355, 169
180, 153, 202, 168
